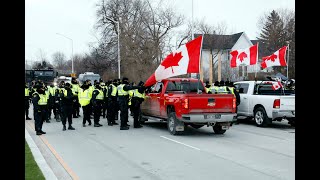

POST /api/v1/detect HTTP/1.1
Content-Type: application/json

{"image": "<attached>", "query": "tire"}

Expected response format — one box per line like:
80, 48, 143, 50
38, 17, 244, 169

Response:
212, 124, 226, 134
190, 124, 204, 129
167, 112, 183, 135
254, 107, 270, 127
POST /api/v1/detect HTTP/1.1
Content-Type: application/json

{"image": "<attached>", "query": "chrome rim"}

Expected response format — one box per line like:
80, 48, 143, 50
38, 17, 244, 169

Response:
169, 117, 174, 132
255, 111, 264, 125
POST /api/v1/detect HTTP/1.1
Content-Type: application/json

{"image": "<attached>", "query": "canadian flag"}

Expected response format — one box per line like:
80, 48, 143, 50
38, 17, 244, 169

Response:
272, 81, 283, 90
230, 44, 258, 68
261, 46, 287, 69
144, 36, 203, 87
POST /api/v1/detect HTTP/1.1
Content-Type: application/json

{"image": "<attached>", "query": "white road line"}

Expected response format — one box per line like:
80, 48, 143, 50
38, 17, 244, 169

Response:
160, 136, 200, 151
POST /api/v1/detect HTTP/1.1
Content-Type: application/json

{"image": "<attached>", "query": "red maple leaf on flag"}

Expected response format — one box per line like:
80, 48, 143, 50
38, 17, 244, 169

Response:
160, 52, 183, 73
262, 54, 278, 62
237, 52, 247, 62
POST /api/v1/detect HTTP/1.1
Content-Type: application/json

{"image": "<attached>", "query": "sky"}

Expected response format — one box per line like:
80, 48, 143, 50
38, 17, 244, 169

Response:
25, 0, 295, 65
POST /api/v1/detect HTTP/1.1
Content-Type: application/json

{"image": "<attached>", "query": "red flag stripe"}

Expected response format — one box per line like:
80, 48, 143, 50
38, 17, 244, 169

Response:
278, 46, 287, 66
144, 73, 156, 87
186, 36, 203, 73
249, 44, 258, 65
230, 50, 238, 68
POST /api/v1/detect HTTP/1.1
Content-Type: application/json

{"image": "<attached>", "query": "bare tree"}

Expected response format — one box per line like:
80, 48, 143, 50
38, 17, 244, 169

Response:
94, 0, 184, 81
52, 51, 67, 70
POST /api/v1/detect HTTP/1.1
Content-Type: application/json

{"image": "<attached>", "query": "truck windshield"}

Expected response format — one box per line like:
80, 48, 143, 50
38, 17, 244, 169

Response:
166, 81, 205, 93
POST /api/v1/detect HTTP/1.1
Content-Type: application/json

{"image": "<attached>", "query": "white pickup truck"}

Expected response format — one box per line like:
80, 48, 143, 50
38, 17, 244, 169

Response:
234, 81, 295, 127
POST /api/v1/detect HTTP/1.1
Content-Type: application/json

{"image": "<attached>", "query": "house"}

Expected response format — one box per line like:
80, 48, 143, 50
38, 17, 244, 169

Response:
195, 32, 264, 82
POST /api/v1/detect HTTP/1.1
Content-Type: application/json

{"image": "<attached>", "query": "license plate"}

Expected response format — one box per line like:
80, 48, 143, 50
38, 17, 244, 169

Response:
205, 114, 221, 119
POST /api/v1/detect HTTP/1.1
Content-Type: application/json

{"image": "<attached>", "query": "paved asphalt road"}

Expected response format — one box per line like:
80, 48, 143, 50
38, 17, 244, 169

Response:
26, 106, 295, 180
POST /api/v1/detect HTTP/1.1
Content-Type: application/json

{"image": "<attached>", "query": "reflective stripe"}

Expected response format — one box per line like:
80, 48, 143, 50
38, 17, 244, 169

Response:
96, 90, 104, 100
229, 87, 235, 94
45, 90, 50, 99
25, 88, 30, 96
117, 84, 128, 96
217, 86, 228, 94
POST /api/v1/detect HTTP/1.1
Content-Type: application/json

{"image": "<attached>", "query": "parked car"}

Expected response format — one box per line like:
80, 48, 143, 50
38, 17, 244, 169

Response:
234, 80, 295, 127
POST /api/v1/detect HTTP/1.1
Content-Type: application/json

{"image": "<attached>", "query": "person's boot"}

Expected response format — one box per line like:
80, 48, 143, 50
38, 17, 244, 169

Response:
36, 131, 42, 135
88, 121, 92, 126
134, 124, 143, 128
83, 124, 86, 127
63, 125, 66, 131
46, 120, 50, 123
108, 122, 113, 126
26, 117, 32, 120
112, 122, 119, 125
94, 123, 101, 127
120, 126, 129, 130
40, 130, 46, 134
68, 125, 75, 130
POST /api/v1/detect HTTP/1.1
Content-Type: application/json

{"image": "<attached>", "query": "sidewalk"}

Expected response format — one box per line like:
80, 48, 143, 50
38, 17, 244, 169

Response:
25, 127, 58, 180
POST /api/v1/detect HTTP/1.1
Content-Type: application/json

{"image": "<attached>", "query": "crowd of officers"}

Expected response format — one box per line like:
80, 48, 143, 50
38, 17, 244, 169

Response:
25, 77, 146, 135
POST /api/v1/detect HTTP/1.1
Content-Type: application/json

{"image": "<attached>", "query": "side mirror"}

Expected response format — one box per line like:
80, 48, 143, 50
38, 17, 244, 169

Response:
239, 88, 244, 93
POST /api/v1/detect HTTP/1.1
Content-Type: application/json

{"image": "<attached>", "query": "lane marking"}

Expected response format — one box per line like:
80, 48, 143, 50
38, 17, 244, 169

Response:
26, 121, 79, 180
160, 136, 200, 151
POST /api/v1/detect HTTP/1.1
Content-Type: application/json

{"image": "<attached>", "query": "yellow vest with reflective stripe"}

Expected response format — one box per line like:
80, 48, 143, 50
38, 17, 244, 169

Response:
25, 88, 30, 96
89, 86, 94, 96
72, 84, 80, 96
229, 87, 235, 95
79, 89, 91, 106
117, 84, 128, 96
133, 89, 144, 99
128, 90, 134, 105
45, 89, 50, 100
49, 87, 56, 96
110, 84, 117, 96
34, 92, 47, 105
96, 89, 104, 100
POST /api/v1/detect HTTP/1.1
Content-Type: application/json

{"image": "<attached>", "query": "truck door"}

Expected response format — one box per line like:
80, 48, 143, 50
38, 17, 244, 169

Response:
150, 82, 163, 116
235, 83, 250, 115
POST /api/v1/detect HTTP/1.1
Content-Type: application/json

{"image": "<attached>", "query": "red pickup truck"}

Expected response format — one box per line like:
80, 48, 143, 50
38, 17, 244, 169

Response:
140, 78, 237, 135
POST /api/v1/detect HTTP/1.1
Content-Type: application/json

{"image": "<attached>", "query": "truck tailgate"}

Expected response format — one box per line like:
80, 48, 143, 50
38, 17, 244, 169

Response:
187, 94, 234, 113
280, 96, 295, 111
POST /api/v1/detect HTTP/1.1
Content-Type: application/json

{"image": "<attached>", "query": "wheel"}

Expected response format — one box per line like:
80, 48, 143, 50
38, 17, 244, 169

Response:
190, 124, 204, 129
254, 107, 270, 127
212, 124, 226, 134
167, 112, 183, 135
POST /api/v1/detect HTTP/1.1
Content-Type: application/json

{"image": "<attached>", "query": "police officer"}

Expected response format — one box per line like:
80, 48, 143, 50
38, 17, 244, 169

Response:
117, 77, 139, 130
32, 84, 47, 135
60, 83, 75, 131
212, 81, 220, 94
107, 79, 119, 126
44, 83, 51, 123
25, 82, 32, 120
131, 81, 145, 128
204, 80, 212, 94
91, 83, 104, 127
101, 82, 108, 119
71, 77, 81, 118
79, 83, 92, 127
48, 83, 57, 120
128, 82, 135, 116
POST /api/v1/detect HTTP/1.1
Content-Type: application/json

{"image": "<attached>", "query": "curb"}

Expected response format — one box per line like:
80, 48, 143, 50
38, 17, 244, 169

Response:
25, 128, 58, 180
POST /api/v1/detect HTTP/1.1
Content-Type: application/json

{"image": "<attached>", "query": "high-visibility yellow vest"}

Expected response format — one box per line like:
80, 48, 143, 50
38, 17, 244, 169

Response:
217, 86, 228, 94
89, 86, 95, 96
72, 84, 80, 96
117, 84, 128, 96
133, 89, 144, 99
110, 84, 117, 96
95, 89, 104, 100
34, 92, 48, 105
205, 87, 212, 93
49, 86, 56, 96
45, 89, 50, 100
128, 90, 134, 105
25, 88, 30, 96
229, 87, 235, 94
78, 89, 91, 106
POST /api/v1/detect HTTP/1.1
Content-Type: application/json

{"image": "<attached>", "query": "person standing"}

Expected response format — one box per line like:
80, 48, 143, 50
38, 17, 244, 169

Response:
60, 83, 76, 131
91, 83, 104, 127
25, 82, 32, 120
78, 84, 92, 127
131, 81, 145, 128
71, 77, 81, 118
32, 85, 47, 135
117, 77, 139, 130
107, 79, 119, 126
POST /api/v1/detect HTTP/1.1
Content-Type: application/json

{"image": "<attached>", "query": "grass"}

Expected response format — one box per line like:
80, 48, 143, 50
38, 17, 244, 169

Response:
25, 139, 45, 180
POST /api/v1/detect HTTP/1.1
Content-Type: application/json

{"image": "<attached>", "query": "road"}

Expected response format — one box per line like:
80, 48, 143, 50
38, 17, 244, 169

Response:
26, 106, 295, 180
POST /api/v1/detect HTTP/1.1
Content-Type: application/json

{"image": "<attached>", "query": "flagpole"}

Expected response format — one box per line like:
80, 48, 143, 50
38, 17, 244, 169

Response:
286, 43, 290, 81
255, 42, 259, 80
197, 34, 204, 94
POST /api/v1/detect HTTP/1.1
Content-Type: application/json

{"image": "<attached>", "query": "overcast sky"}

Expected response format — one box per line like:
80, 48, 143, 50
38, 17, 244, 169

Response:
25, 0, 295, 64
